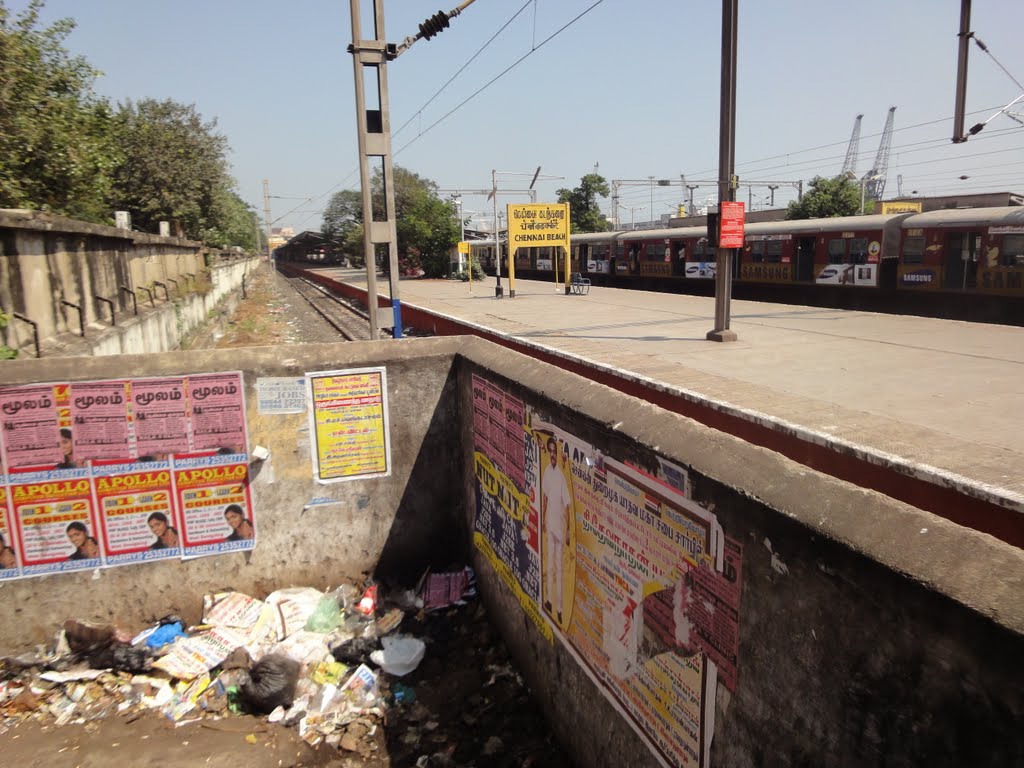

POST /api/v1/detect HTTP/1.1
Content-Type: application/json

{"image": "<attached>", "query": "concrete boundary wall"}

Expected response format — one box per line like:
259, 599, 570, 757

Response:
455, 335, 1024, 767
0, 335, 1020, 765
0, 339, 467, 651
0, 209, 255, 357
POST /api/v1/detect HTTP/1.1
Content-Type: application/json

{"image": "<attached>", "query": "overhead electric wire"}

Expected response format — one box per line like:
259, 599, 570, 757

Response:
393, 0, 533, 140
394, 0, 605, 157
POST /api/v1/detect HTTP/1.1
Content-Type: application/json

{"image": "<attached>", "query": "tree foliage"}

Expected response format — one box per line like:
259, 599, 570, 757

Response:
556, 173, 611, 233
0, 1, 121, 220
111, 99, 230, 238
0, 1, 255, 249
786, 175, 862, 220
322, 167, 459, 277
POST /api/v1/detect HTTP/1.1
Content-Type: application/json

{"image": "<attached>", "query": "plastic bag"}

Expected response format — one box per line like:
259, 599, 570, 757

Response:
369, 635, 425, 677
240, 653, 300, 714
304, 595, 342, 633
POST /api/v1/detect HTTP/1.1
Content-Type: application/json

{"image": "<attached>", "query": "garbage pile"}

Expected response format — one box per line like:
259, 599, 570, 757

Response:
0, 568, 479, 757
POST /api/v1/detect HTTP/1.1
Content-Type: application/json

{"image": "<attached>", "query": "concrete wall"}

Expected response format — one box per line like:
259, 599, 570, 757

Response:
0, 335, 1020, 766
455, 337, 1024, 768
0, 339, 466, 651
0, 209, 253, 357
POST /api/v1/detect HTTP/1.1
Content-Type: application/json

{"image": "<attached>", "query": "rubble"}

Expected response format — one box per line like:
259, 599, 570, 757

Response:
0, 569, 573, 766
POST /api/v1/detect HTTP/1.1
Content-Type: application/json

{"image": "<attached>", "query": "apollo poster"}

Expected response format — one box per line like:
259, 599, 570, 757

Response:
93, 459, 181, 566
173, 453, 255, 558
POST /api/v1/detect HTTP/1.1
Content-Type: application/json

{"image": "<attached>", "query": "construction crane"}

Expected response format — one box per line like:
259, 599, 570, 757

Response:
840, 114, 863, 176
863, 106, 896, 203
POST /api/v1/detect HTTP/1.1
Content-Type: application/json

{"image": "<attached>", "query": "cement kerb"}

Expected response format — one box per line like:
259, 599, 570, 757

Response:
391, 297, 1023, 517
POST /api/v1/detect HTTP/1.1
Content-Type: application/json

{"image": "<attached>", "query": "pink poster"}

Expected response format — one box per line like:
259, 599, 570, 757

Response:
130, 376, 190, 459
187, 373, 247, 454
0, 384, 63, 469
69, 380, 131, 462
94, 460, 181, 566
9, 468, 103, 575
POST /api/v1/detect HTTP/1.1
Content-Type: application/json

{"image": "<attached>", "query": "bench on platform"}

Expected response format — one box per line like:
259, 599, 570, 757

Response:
570, 272, 591, 295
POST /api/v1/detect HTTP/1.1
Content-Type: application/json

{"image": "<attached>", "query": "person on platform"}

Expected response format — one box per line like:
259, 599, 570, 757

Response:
542, 436, 572, 624
223, 504, 254, 542
147, 512, 180, 550
66, 522, 99, 560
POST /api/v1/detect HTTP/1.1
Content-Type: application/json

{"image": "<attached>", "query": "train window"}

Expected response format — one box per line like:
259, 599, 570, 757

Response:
849, 237, 869, 264
1002, 235, 1024, 267
694, 240, 710, 257
903, 236, 925, 264
616, 244, 625, 258
646, 245, 666, 261
766, 240, 783, 263
751, 241, 765, 263
827, 238, 847, 263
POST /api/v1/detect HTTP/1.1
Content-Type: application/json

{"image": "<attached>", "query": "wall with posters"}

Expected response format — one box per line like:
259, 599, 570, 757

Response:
0, 339, 466, 652
0, 209, 254, 357
456, 338, 1024, 768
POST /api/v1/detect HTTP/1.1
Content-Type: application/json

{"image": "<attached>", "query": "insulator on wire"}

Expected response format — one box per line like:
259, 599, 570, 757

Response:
419, 11, 450, 40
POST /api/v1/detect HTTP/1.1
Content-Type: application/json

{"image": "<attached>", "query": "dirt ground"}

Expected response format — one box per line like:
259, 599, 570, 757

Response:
1, 270, 573, 767
1, 600, 572, 768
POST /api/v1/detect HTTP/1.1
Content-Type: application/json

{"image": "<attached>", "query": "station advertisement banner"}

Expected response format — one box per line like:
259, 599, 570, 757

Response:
815, 263, 878, 286
685, 262, 716, 280
587, 260, 611, 274
898, 266, 941, 289
307, 367, 391, 483
471, 374, 745, 768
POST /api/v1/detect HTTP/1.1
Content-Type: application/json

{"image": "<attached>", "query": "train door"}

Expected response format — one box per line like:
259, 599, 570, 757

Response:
943, 232, 979, 290
795, 237, 815, 281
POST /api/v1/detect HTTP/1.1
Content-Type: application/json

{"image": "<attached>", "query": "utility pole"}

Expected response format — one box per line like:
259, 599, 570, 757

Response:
262, 179, 273, 263
348, 0, 477, 337
767, 184, 779, 206
707, 0, 739, 343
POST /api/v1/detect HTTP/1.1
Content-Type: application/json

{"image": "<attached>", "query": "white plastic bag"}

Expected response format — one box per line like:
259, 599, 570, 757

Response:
369, 634, 425, 676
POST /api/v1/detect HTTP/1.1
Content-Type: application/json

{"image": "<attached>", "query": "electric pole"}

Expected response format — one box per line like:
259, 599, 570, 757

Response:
262, 179, 272, 262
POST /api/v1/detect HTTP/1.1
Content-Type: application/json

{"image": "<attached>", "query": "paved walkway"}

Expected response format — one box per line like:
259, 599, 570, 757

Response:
315, 269, 1024, 512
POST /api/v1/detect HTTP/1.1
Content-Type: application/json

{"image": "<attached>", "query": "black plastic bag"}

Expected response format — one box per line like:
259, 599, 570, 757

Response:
240, 653, 300, 714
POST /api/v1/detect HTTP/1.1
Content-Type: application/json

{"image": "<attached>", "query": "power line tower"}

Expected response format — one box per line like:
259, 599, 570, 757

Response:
840, 114, 863, 176
863, 106, 896, 203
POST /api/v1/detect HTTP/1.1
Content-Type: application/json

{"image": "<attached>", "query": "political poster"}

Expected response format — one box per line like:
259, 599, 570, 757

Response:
173, 454, 255, 558
93, 460, 181, 566
8, 468, 103, 575
307, 367, 390, 483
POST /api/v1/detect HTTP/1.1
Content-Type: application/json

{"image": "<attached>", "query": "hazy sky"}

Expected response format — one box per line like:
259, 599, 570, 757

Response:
16, 0, 1024, 231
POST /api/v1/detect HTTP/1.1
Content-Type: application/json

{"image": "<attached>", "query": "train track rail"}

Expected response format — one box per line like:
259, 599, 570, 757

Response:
284, 274, 381, 341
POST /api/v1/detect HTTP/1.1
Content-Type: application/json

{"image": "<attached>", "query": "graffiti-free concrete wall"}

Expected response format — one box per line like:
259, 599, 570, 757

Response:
456, 337, 1024, 768
0, 339, 466, 651
0, 209, 253, 357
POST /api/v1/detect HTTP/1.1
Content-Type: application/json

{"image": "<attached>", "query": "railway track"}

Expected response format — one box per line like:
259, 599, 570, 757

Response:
284, 274, 382, 341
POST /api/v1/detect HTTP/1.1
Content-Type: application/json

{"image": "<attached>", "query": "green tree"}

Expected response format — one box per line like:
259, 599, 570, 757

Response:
556, 173, 611, 233
786, 175, 862, 220
0, 1, 121, 221
322, 167, 459, 276
199, 188, 259, 251
110, 98, 230, 238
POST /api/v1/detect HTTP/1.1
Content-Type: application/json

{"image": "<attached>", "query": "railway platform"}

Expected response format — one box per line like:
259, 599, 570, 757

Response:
300, 266, 1024, 546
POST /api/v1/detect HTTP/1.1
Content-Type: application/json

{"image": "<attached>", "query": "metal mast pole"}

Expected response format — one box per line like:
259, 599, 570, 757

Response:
492, 169, 502, 297
262, 179, 273, 263
707, 0, 739, 342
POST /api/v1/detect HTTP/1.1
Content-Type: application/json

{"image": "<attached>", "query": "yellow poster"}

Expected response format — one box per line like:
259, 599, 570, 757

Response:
306, 367, 390, 483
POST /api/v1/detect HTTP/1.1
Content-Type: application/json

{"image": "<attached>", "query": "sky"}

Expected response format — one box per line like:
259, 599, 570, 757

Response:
15, 0, 1024, 232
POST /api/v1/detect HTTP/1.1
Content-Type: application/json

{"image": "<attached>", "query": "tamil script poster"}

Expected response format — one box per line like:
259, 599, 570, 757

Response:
0, 384, 65, 469
69, 380, 131, 463
8, 468, 103, 576
187, 373, 247, 454
0, 483, 20, 580
470, 375, 547, 640
173, 454, 255, 558
130, 376, 190, 459
93, 459, 181, 566
307, 367, 391, 483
